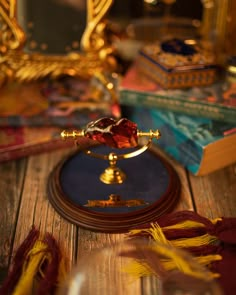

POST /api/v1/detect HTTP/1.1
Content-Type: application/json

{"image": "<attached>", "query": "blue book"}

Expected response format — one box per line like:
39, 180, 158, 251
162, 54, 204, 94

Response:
124, 106, 236, 175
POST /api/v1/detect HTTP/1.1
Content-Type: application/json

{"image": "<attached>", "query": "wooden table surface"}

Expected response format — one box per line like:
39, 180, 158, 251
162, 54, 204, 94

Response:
0, 146, 236, 294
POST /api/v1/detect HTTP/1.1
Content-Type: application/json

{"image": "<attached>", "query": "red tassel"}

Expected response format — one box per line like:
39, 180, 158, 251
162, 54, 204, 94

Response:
0, 226, 40, 295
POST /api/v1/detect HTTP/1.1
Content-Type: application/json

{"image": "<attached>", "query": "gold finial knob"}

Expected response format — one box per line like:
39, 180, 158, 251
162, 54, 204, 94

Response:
137, 129, 161, 139
61, 130, 85, 140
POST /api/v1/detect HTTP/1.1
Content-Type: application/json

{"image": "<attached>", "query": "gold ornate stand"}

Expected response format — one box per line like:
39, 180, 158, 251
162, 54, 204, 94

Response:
47, 118, 180, 232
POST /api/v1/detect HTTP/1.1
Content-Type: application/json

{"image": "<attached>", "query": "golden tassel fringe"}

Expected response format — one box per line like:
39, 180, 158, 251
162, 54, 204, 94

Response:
12, 241, 50, 295
12, 240, 67, 295
125, 222, 222, 281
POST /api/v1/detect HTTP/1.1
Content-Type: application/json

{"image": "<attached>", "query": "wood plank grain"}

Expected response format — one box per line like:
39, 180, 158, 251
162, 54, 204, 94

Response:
189, 163, 236, 218
77, 229, 125, 257
0, 159, 27, 284
141, 276, 160, 295
75, 229, 141, 295
12, 149, 76, 269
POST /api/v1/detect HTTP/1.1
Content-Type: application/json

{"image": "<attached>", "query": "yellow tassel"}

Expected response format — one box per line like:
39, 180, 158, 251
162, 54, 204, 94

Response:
163, 220, 206, 230
125, 222, 222, 281
122, 261, 153, 280
122, 243, 220, 282
195, 255, 222, 278
128, 218, 223, 237
130, 223, 219, 249
147, 223, 171, 245
127, 220, 205, 238
211, 218, 222, 224
12, 241, 51, 295
128, 223, 170, 245
170, 234, 218, 248
151, 243, 217, 281
159, 218, 222, 231
157, 251, 221, 279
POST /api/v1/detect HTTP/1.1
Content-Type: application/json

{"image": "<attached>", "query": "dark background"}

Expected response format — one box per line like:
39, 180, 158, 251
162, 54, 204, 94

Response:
19, 0, 203, 55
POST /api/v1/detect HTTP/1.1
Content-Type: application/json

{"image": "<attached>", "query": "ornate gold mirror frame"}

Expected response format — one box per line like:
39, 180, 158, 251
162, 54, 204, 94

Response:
0, 0, 115, 86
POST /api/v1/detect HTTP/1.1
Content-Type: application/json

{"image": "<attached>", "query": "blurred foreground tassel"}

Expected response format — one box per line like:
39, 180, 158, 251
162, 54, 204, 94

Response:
126, 210, 236, 295
0, 227, 67, 295
122, 223, 221, 281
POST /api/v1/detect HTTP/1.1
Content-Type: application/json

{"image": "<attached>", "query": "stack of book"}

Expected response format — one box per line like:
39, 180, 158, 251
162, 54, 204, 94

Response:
0, 77, 120, 162
119, 64, 236, 176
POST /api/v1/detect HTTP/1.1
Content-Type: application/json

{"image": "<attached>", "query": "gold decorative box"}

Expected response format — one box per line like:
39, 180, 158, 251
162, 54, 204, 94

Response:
137, 39, 217, 89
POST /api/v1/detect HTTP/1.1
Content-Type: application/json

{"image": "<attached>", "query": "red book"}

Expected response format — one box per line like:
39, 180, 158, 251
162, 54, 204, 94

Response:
0, 126, 75, 162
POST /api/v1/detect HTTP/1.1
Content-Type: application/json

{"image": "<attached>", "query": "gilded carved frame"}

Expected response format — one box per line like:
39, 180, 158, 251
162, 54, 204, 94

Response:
0, 0, 115, 86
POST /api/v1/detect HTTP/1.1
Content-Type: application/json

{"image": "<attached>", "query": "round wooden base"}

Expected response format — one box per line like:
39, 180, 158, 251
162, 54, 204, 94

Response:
47, 145, 181, 233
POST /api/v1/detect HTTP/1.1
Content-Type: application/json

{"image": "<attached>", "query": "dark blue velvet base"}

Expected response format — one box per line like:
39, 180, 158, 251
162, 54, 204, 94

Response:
60, 145, 170, 214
